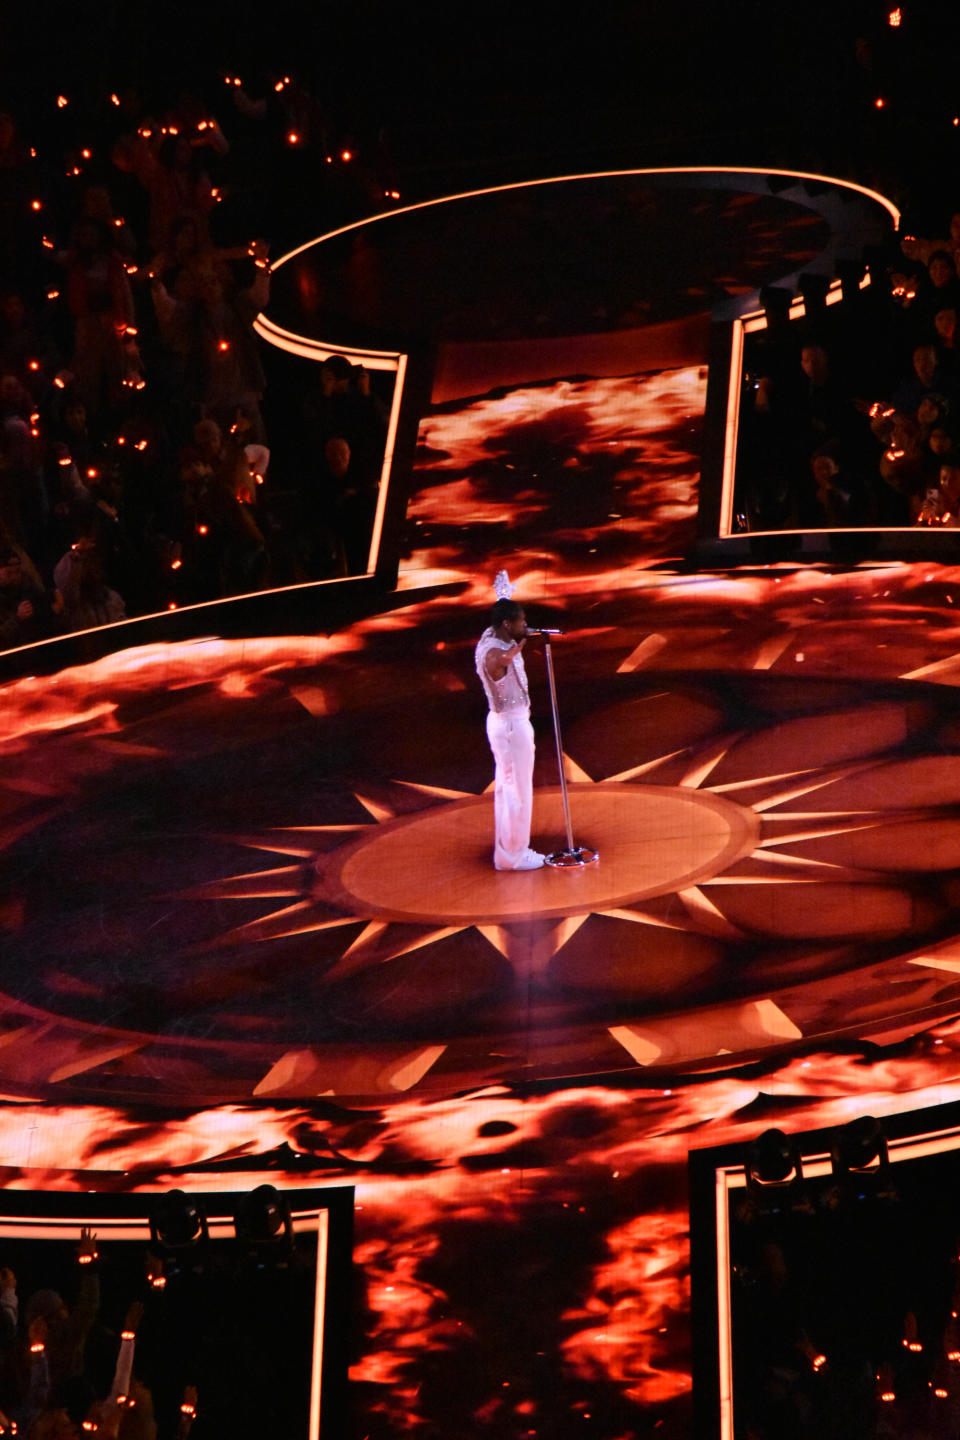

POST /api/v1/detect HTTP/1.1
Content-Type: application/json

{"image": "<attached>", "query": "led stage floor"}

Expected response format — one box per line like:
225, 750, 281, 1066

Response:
5, 172, 960, 1438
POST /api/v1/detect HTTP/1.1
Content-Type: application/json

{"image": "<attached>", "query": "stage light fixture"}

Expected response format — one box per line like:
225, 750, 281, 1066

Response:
828, 1115, 897, 1205
747, 1128, 800, 1185
831, 1114, 887, 1175
235, 1184, 293, 1248
149, 1189, 208, 1249
739, 1129, 808, 1221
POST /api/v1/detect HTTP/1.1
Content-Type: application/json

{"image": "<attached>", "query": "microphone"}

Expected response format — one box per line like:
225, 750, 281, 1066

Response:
527, 627, 565, 636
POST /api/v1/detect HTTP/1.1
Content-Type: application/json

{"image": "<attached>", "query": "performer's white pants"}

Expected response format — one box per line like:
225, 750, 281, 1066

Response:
486, 708, 535, 869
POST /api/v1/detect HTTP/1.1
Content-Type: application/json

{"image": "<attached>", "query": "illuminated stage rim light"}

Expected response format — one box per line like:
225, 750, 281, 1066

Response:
255, 165, 899, 372
260, 165, 900, 307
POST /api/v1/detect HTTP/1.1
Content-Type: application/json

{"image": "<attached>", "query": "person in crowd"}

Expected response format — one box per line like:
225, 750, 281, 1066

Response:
0, 546, 58, 647
63, 218, 137, 418
78, 186, 137, 264
151, 254, 269, 442
916, 460, 960, 525
810, 448, 874, 527
0, 291, 52, 383
933, 306, 960, 375
132, 127, 222, 257
0, 397, 46, 558
177, 416, 268, 598
53, 531, 126, 631
892, 342, 957, 415
877, 411, 925, 523
915, 248, 960, 330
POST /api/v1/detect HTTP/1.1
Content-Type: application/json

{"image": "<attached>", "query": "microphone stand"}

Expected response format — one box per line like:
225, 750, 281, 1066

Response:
539, 635, 599, 868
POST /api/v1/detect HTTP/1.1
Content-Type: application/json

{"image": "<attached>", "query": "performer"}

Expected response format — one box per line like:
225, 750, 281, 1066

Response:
475, 576, 545, 871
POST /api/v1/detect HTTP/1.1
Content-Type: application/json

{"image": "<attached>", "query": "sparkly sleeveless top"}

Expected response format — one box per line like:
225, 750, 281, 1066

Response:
475, 627, 530, 714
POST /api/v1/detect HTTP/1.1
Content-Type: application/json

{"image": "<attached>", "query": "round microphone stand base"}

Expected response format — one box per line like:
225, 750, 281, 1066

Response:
545, 846, 599, 868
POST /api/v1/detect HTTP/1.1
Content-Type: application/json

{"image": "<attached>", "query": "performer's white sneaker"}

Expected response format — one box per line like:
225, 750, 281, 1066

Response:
496, 849, 546, 871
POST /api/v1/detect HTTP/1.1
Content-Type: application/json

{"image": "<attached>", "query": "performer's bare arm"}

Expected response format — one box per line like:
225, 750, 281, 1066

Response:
484, 641, 525, 682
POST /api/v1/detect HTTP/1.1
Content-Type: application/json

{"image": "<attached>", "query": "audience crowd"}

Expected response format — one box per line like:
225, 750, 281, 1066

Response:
737, 210, 960, 535
0, 1225, 315, 1439
0, 76, 390, 653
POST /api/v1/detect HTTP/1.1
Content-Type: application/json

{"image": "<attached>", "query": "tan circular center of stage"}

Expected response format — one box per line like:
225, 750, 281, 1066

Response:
324, 783, 758, 925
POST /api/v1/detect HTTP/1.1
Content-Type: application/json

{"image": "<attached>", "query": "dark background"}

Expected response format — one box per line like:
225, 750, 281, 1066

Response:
5, 0, 960, 231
